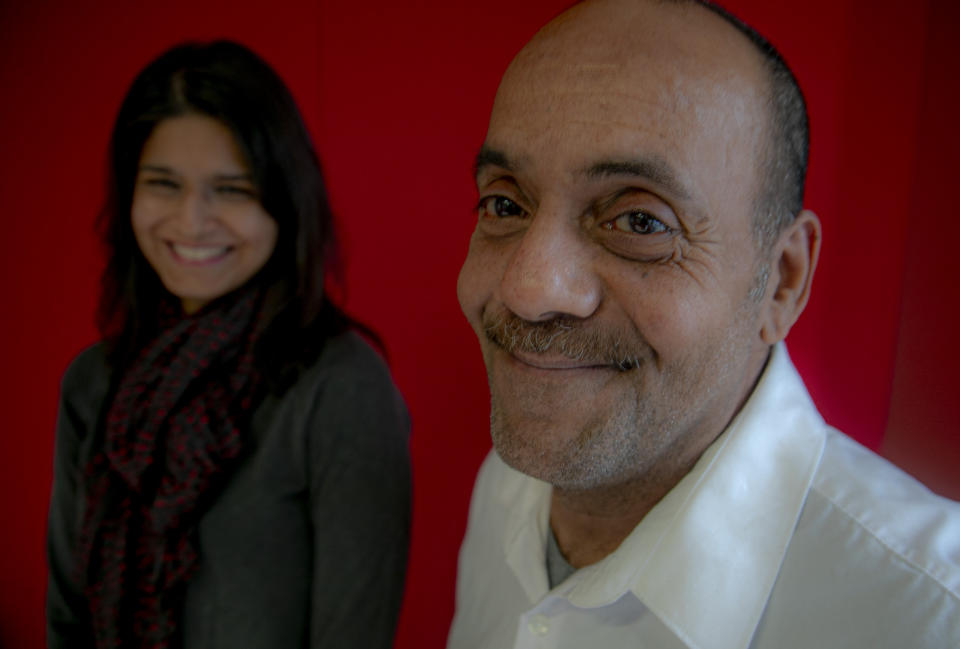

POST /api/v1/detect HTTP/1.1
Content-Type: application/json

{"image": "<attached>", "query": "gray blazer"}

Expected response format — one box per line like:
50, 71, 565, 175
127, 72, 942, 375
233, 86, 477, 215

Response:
47, 332, 411, 648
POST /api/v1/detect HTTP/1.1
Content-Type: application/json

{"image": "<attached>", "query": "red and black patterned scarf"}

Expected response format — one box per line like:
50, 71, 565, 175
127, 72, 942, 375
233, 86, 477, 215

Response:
79, 288, 263, 649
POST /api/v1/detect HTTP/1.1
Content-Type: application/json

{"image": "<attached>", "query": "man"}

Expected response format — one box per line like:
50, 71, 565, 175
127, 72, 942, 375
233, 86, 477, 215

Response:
448, 1, 960, 648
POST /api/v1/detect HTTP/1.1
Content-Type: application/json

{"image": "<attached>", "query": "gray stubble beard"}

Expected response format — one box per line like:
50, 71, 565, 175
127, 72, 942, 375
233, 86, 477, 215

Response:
488, 375, 673, 493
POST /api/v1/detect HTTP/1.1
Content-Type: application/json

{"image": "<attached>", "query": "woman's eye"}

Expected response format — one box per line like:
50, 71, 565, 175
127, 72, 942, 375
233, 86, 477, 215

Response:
603, 211, 671, 235
215, 184, 256, 198
478, 195, 525, 218
144, 177, 179, 191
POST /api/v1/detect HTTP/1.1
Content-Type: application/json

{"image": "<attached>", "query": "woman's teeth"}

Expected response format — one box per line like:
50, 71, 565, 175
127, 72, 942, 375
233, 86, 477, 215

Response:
172, 244, 229, 261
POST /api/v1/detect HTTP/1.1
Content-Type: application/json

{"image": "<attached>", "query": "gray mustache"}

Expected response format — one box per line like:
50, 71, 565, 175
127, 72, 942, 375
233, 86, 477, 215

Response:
482, 311, 642, 371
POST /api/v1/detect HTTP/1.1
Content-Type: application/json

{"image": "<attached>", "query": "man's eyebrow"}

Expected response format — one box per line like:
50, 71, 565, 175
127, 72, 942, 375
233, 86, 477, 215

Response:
584, 158, 692, 201
474, 146, 514, 178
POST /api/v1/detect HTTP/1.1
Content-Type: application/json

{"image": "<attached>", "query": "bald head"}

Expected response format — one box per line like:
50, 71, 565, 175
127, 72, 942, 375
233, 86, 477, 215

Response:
491, 0, 808, 250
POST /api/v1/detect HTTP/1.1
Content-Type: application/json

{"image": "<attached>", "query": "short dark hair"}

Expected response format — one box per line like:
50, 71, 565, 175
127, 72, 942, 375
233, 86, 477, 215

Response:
693, 0, 810, 249
98, 40, 358, 389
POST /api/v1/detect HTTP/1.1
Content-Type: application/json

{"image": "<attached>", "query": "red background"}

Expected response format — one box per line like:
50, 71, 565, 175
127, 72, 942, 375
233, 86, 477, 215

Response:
1, 1, 957, 647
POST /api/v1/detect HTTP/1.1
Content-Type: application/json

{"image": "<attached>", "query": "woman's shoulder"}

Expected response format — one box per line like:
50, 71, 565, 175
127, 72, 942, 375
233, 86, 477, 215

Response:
56, 342, 114, 450
282, 330, 409, 435
309, 330, 394, 383
275, 330, 398, 400
60, 341, 113, 403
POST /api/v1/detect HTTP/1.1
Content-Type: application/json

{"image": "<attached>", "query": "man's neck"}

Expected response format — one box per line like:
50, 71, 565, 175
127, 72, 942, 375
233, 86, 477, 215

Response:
549, 460, 693, 569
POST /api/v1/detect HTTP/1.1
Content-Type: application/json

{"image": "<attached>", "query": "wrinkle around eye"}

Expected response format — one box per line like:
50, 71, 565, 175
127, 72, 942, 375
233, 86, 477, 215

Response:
596, 217, 679, 263
681, 237, 728, 288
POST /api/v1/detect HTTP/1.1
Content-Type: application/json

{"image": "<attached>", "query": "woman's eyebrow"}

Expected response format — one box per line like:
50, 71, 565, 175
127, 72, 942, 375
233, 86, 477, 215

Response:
212, 173, 255, 182
138, 164, 174, 174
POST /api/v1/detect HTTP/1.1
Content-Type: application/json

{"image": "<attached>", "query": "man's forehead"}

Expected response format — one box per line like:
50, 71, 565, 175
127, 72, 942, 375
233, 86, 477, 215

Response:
489, 57, 727, 143
500, 0, 767, 107
479, 64, 761, 187
479, 0, 767, 205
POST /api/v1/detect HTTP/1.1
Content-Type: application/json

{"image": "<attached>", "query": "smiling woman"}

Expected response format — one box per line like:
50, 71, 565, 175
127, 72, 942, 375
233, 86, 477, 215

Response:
131, 115, 278, 315
45, 41, 411, 649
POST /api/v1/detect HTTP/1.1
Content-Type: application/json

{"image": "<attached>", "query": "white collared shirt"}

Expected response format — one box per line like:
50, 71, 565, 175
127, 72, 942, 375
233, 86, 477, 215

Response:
447, 344, 960, 649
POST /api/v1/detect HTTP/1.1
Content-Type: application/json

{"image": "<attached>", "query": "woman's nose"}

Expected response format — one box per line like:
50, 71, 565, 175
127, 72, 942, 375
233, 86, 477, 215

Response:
173, 188, 212, 234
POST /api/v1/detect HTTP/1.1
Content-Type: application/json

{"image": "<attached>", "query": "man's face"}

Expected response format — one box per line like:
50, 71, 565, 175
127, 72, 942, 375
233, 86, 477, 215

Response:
457, 1, 775, 491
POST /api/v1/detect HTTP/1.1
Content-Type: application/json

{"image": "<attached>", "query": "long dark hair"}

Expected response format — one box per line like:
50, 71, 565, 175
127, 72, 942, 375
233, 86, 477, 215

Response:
98, 40, 362, 389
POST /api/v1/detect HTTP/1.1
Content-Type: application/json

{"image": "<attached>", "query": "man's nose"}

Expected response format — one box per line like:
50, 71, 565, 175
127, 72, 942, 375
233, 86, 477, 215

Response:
499, 207, 602, 322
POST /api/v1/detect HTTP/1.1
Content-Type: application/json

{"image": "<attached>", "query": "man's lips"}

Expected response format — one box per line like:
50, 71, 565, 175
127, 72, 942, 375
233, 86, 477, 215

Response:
499, 346, 620, 372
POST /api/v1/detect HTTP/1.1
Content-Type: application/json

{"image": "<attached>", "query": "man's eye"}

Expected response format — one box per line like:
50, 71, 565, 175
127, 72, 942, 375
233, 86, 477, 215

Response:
478, 195, 525, 218
602, 211, 671, 235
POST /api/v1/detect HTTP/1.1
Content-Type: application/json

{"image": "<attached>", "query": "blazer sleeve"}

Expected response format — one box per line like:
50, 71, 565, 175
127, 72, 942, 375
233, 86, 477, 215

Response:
46, 346, 110, 649
304, 337, 412, 648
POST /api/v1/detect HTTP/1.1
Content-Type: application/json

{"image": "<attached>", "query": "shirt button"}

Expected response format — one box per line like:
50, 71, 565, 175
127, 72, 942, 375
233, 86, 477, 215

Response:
528, 614, 549, 636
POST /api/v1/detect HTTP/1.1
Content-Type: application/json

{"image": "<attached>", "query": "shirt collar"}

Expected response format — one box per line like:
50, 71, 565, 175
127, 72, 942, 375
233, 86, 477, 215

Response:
555, 343, 827, 649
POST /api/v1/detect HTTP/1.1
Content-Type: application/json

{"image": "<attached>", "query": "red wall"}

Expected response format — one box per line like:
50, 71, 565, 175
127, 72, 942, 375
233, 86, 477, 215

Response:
881, 0, 960, 503
0, 1, 956, 648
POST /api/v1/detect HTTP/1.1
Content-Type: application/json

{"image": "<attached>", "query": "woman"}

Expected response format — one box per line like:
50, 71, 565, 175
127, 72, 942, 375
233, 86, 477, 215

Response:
47, 41, 411, 649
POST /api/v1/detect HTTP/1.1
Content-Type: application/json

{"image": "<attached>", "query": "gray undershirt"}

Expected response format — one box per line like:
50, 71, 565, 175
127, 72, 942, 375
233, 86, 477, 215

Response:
546, 527, 577, 589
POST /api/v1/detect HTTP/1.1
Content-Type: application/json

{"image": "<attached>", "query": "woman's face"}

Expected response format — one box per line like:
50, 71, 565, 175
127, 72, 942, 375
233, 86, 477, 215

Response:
131, 113, 278, 314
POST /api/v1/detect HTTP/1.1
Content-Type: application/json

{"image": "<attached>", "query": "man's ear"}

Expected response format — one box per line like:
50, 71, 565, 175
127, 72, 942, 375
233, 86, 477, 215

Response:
759, 209, 821, 344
